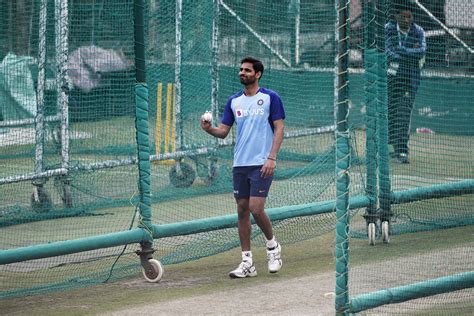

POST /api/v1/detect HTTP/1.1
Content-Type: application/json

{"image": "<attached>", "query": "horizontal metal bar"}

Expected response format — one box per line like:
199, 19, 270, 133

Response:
0, 115, 61, 128
152, 195, 370, 238
391, 179, 474, 204
0, 229, 152, 265
0, 196, 370, 265
350, 271, 474, 313
0, 168, 67, 185
285, 125, 336, 138
0, 125, 340, 186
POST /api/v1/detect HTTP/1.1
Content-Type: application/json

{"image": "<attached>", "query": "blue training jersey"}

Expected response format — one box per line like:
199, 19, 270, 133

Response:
221, 87, 285, 167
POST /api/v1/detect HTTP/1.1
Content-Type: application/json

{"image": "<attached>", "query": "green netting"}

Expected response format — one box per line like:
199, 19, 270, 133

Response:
347, 0, 474, 314
0, 1, 472, 313
0, 0, 349, 299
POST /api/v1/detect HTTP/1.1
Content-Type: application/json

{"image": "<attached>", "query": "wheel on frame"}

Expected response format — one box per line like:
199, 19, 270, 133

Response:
381, 221, 390, 244
62, 184, 73, 208
204, 159, 219, 185
368, 222, 376, 246
55, 176, 73, 208
169, 162, 196, 188
142, 259, 164, 283
31, 185, 52, 213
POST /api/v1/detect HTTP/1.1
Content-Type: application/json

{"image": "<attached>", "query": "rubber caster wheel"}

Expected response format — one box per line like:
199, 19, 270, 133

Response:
143, 259, 164, 283
368, 222, 376, 246
62, 185, 73, 208
31, 186, 52, 213
169, 162, 196, 188
381, 221, 390, 244
204, 161, 219, 186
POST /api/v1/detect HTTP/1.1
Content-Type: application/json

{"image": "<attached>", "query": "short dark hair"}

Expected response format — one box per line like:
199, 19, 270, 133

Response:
393, 2, 414, 14
388, 2, 413, 21
240, 56, 264, 77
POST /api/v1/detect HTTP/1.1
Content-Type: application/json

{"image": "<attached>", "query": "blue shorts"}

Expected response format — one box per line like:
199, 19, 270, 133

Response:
233, 166, 273, 199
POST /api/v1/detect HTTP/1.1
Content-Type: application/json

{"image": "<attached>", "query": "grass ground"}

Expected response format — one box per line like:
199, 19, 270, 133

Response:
1, 225, 473, 315
1, 120, 472, 315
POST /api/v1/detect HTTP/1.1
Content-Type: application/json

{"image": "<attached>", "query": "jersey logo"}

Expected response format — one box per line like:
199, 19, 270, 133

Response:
235, 108, 264, 118
257, 99, 264, 105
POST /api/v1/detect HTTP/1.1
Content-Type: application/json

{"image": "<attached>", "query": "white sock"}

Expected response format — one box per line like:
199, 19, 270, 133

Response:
242, 251, 253, 263
266, 236, 277, 249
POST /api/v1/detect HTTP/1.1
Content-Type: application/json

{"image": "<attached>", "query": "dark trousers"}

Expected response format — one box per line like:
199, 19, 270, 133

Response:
388, 74, 416, 155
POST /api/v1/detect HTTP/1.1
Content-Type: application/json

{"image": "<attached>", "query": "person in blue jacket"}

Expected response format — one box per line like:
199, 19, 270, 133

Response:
385, 5, 426, 163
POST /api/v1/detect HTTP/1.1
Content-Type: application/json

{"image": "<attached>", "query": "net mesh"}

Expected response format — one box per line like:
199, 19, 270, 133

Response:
348, 0, 473, 313
0, 1, 472, 313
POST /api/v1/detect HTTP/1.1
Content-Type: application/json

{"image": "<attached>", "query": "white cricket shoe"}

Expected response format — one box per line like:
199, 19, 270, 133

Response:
267, 243, 282, 273
229, 261, 257, 278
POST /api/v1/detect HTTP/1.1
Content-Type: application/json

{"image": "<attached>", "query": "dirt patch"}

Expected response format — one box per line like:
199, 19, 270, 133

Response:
104, 271, 336, 315
121, 276, 215, 289
104, 243, 474, 315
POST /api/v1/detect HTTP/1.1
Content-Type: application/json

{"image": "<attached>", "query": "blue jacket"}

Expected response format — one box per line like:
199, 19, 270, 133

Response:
385, 20, 426, 93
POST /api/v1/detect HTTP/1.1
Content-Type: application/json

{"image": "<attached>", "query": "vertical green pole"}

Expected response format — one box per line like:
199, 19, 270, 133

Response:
363, 0, 379, 223
376, 0, 391, 221
133, 0, 152, 228
334, 0, 351, 314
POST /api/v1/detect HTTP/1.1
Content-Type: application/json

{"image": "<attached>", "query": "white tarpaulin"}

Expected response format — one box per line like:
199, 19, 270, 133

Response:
67, 46, 131, 93
0, 52, 37, 119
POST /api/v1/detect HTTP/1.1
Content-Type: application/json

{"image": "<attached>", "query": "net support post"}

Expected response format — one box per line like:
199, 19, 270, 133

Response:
0, 229, 153, 265
375, 0, 392, 223
54, 0, 72, 209
362, 0, 378, 224
334, 0, 351, 314
133, 0, 152, 229
32, 0, 50, 213
289, 0, 301, 66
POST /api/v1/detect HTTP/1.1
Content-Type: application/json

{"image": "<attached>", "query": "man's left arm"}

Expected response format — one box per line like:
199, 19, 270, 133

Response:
268, 119, 284, 160
261, 119, 284, 178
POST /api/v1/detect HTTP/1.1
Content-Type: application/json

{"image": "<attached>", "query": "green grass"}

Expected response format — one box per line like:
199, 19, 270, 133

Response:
1, 113, 473, 315
1, 224, 473, 315
0, 234, 334, 315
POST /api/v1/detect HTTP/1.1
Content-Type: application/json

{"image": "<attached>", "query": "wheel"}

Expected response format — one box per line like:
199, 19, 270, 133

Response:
31, 186, 52, 213
169, 162, 196, 188
61, 179, 73, 208
142, 259, 164, 283
204, 159, 219, 185
54, 176, 73, 208
62, 184, 73, 208
381, 221, 390, 244
368, 222, 376, 246
195, 157, 219, 185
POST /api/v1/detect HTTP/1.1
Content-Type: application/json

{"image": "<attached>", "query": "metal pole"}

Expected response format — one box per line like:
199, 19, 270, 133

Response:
55, 0, 72, 207
210, 0, 220, 179
175, 0, 183, 151
220, 1, 291, 67
34, 0, 47, 174
133, 0, 152, 226
334, 0, 351, 314
363, 0, 379, 227
376, 0, 391, 222
55, 0, 69, 171
211, 0, 220, 123
289, 0, 301, 66
32, 0, 48, 204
